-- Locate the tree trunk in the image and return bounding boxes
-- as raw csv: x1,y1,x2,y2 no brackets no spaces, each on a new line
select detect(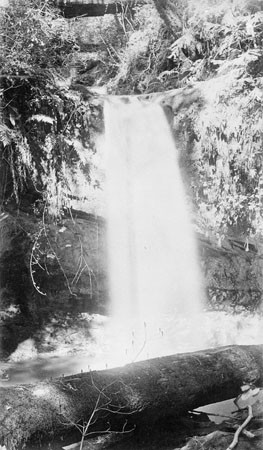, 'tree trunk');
55,0,138,18
151,0,184,34
1,344,263,449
